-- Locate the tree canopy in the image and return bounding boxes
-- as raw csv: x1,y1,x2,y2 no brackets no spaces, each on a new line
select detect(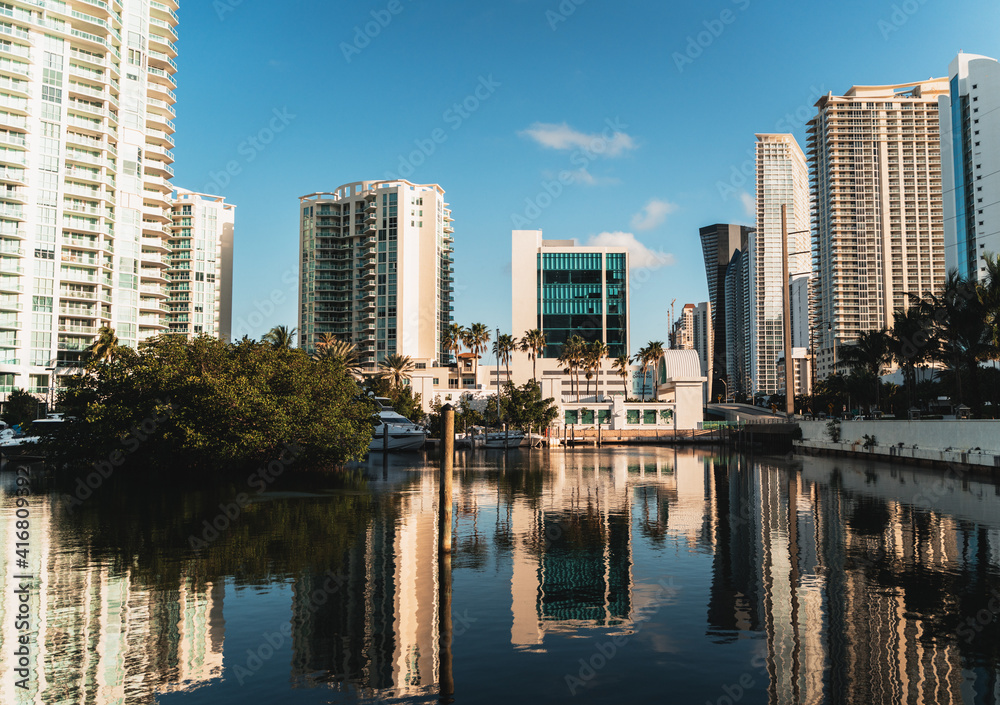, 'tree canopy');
46,335,377,472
